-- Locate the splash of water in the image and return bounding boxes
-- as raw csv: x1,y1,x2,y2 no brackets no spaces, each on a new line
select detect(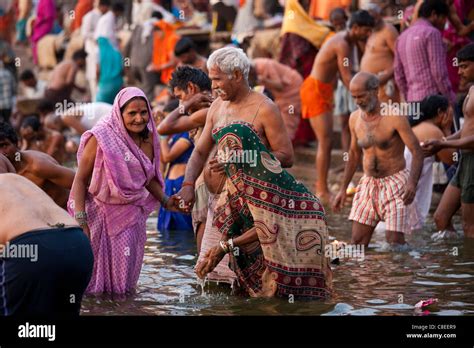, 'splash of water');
196,277,210,297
